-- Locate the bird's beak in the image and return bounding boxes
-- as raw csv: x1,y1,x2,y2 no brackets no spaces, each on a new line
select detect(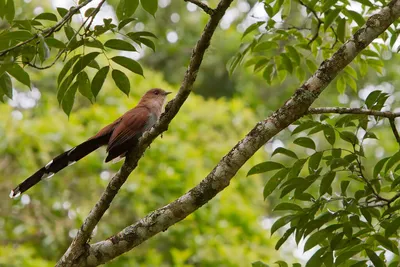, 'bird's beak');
164,91,172,95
